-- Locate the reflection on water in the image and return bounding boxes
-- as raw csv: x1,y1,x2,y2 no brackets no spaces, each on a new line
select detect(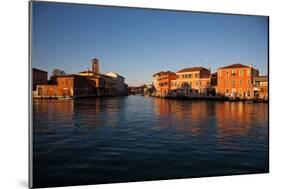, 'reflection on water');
33,96,269,188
